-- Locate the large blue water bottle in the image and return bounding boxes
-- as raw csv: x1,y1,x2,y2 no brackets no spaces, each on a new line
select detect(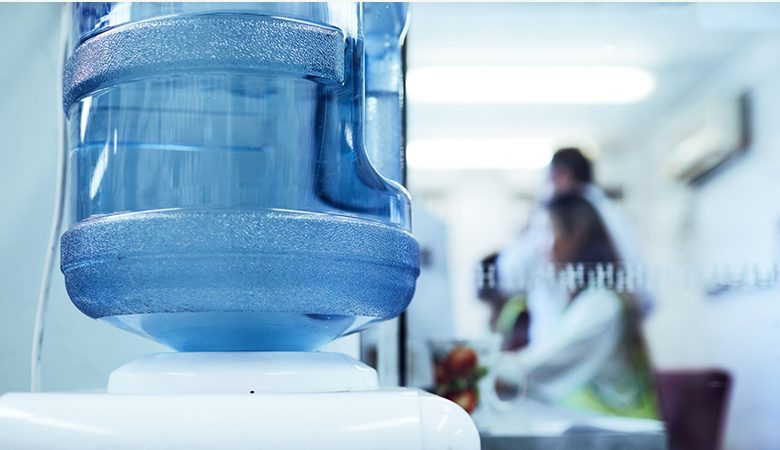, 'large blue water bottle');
60,3,418,351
